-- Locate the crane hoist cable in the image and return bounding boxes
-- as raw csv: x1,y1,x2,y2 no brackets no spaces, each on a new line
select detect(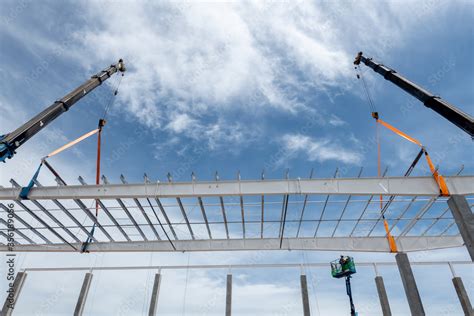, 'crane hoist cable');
82,74,124,253
81,118,107,253
18,72,124,253
355,65,450,253
102,72,124,120
356,66,397,252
